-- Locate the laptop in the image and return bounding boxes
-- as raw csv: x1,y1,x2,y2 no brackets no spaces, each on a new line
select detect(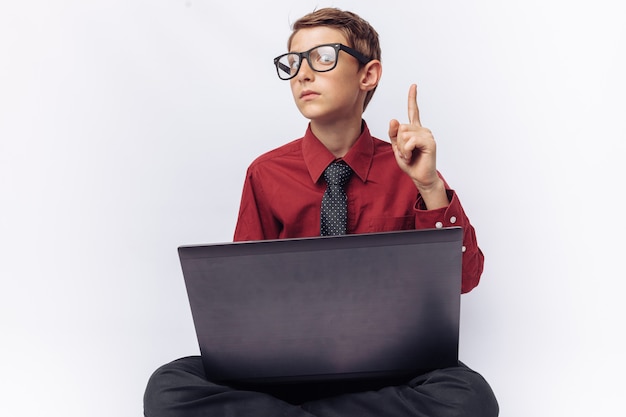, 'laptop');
178,227,463,387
